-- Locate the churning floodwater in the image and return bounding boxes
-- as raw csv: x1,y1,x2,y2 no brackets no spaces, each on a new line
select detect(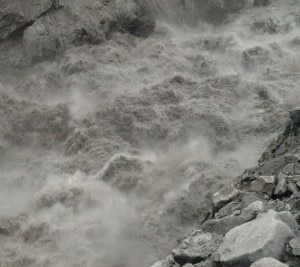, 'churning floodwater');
0,0,300,266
